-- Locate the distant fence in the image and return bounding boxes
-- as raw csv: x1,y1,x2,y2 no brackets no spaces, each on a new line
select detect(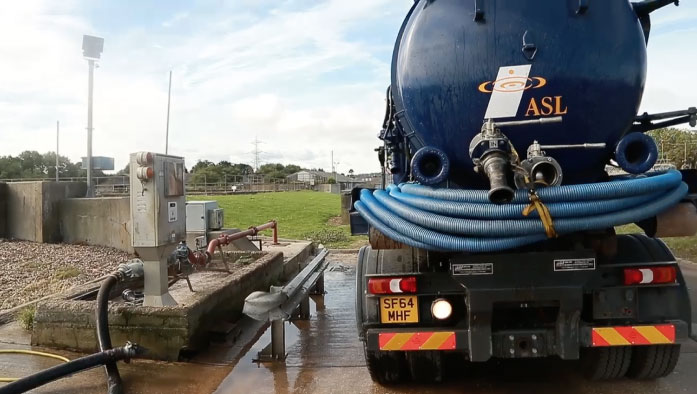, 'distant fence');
0,176,318,196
